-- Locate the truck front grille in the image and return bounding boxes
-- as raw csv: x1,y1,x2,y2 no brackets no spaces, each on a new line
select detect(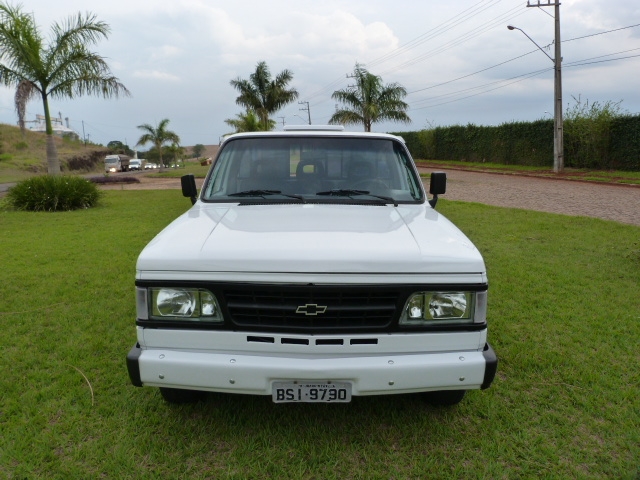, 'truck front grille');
224,286,399,332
